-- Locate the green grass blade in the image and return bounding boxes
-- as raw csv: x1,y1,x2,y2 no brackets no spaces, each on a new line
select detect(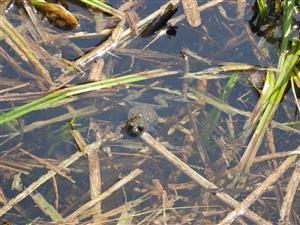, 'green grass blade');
80,0,124,18
278,0,294,68
202,73,239,142
239,34,299,172
257,0,267,22
0,69,179,125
